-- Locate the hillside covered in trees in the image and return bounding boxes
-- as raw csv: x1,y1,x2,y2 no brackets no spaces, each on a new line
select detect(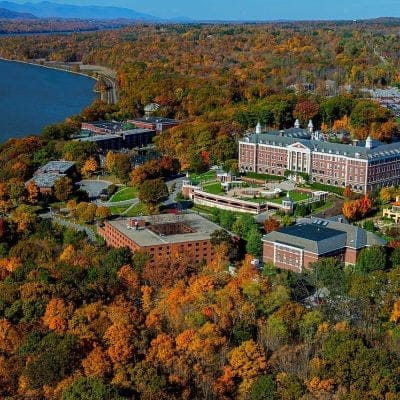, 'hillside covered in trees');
0,20,400,399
